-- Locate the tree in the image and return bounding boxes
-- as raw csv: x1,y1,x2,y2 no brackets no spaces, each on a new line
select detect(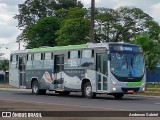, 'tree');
0,59,9,72
52,0,83,11
14,0,83,43
95,8,119,42
14,0,83,28
0,59,9,82
55,7,90,46
94,7,160,43
25,17,60,48
133,34,160,71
